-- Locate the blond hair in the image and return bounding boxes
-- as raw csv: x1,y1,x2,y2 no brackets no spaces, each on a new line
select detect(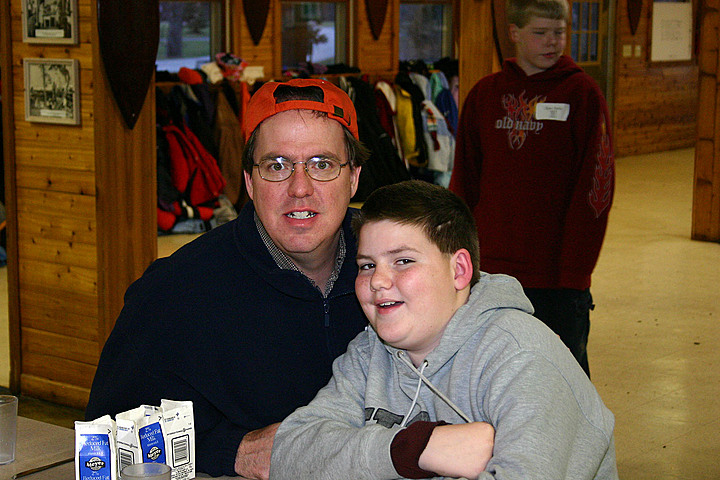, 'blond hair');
507,0,570,27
